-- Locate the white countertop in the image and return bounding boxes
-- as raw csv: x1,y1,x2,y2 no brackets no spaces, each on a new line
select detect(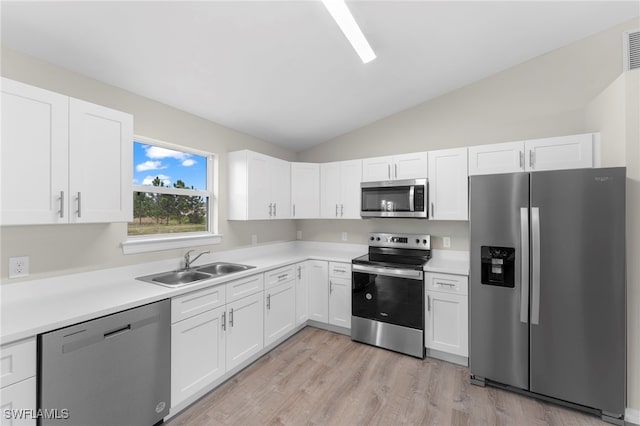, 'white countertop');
0,241,468,345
